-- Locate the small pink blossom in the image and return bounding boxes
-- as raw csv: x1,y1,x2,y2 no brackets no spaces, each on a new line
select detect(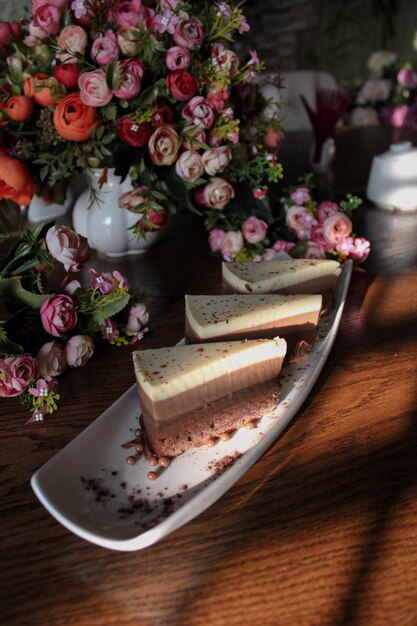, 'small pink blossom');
101,318,120,343
26,404,48,424
46,225,90,272
237,13,250,33
316,200,340,223
322,212,353,245
28,377,56,397
208,228,226,252
126,302,149,336
175,150,204,182
112,270,129,291
91,30,119,65
286,206,318,240
153,9,181,34
36,342,66,380
64,335,94,368
272,240,296,253
220,230,244,260
60,276,81,296
348,236,371,264
182,96,214,129
201,146,232,176
242,215,268,243
88,269,127,294
56,25,88,64
78,69,112,106
40,295,77,338
253,188,268,200
290,187,311,206
0,354,38,397
166,45,191,70
71,0,87,19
